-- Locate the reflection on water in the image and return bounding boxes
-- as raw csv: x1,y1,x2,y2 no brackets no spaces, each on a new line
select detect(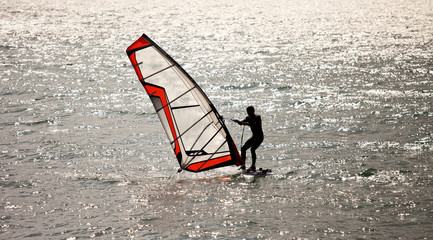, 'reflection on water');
1,0,432,239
